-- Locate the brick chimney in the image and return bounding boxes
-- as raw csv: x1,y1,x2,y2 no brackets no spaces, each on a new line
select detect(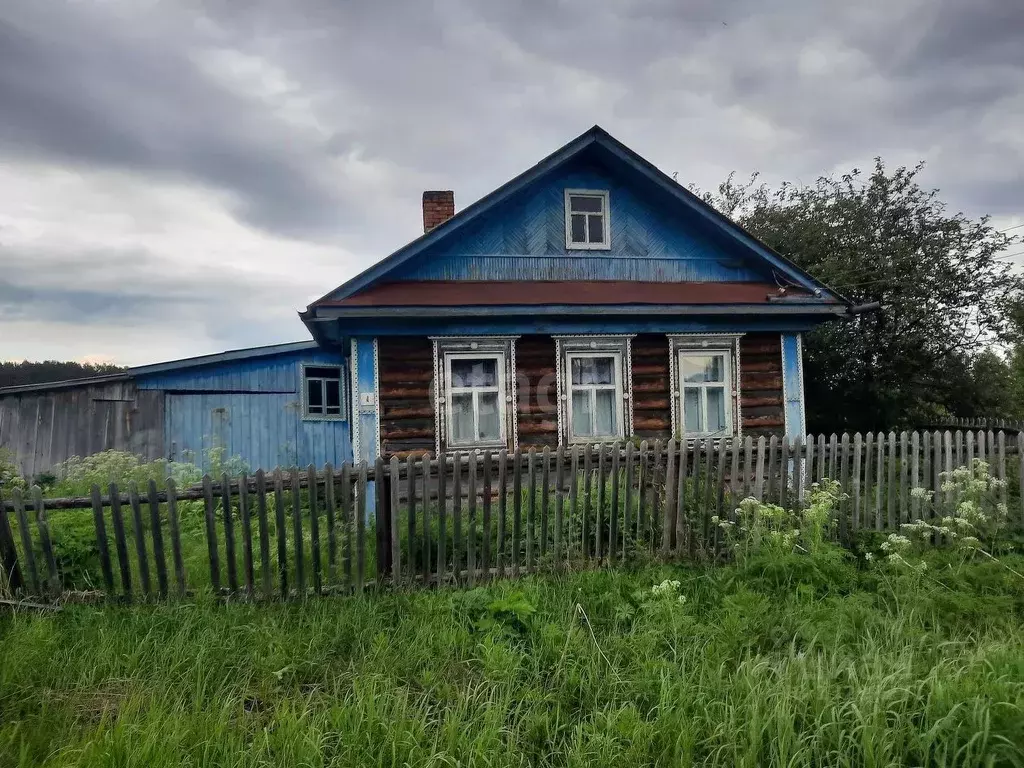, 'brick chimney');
422,190,455,233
